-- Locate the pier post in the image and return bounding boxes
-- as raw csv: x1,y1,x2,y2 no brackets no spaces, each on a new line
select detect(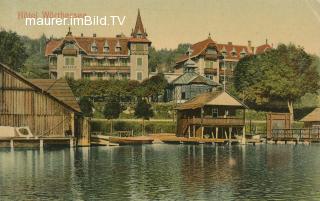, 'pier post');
40,139,44,148
10,139,14,148
70,138,74,148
